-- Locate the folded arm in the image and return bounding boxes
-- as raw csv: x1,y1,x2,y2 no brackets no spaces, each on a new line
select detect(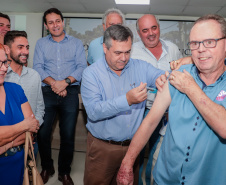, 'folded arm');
0,102,39,146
